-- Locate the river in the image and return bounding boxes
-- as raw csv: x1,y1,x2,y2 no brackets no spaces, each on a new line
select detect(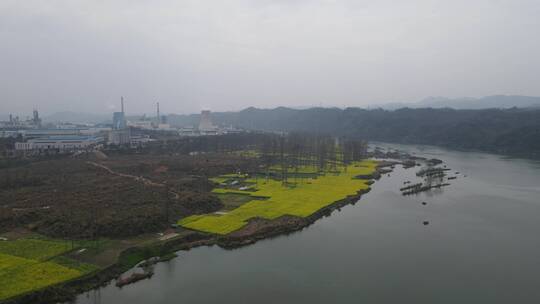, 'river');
73,143,540,303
